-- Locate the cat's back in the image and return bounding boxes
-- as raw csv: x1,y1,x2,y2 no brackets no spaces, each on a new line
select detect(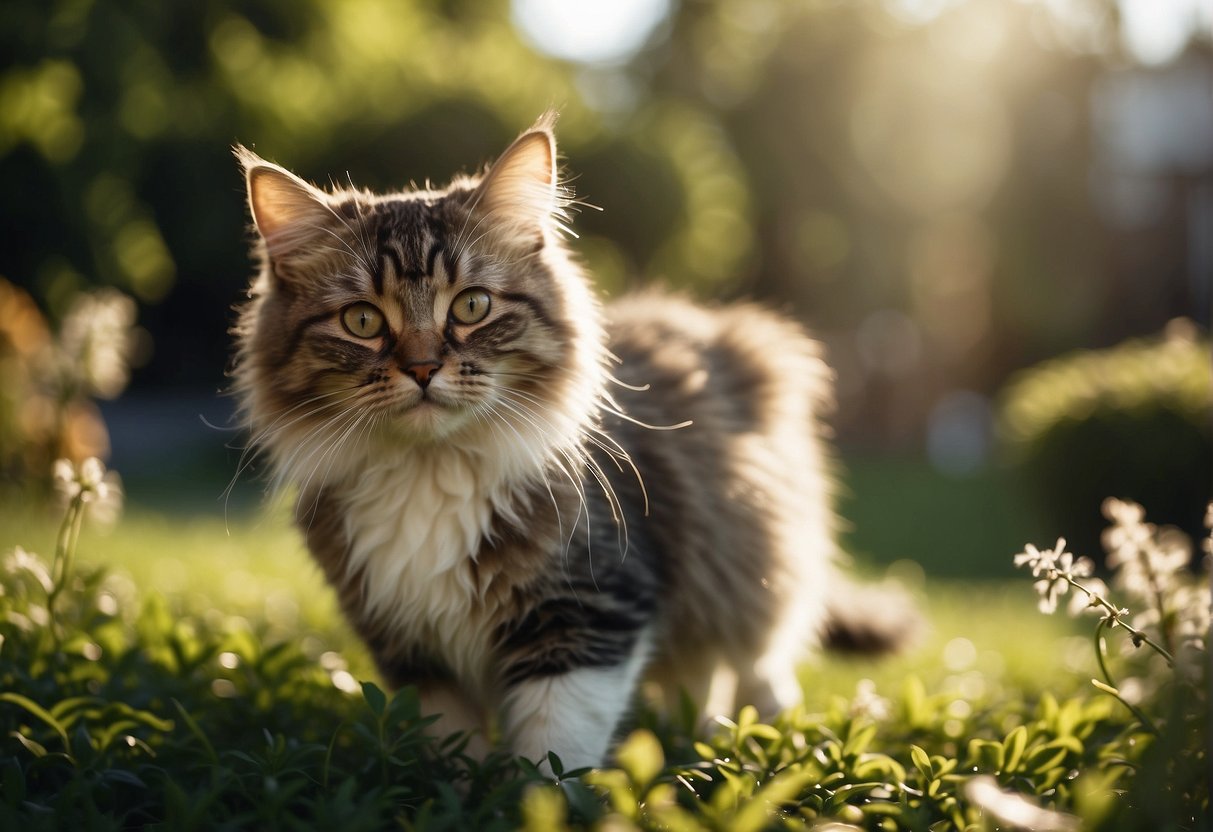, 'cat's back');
604,291,833,430
599,291,837,658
